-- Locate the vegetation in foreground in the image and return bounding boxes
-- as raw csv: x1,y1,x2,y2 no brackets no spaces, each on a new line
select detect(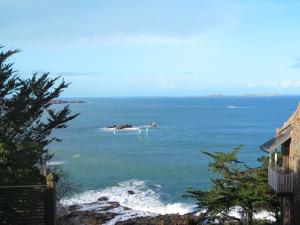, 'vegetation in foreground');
0,46,78,185
186,146,280,225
